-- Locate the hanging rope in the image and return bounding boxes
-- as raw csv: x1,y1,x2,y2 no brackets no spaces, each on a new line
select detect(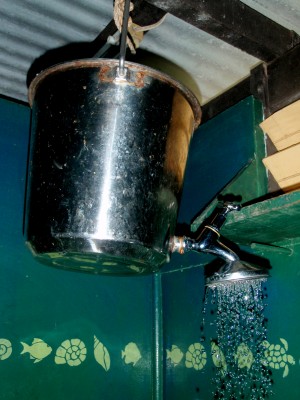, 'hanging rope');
113,0,166,54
